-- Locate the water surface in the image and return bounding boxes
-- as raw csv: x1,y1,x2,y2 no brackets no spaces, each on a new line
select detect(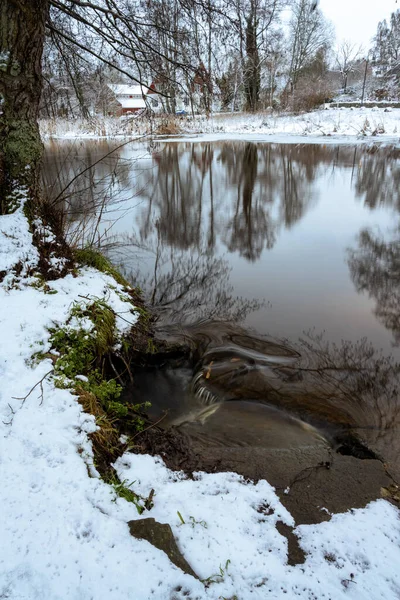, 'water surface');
43,139,400,356
42,139,400,484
